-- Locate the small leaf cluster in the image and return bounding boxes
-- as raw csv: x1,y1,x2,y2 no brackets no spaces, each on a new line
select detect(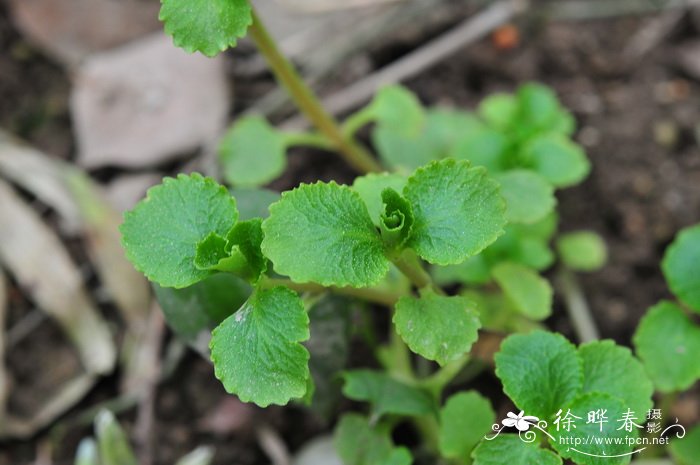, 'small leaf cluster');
494,331,653,465
121,158,507,408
